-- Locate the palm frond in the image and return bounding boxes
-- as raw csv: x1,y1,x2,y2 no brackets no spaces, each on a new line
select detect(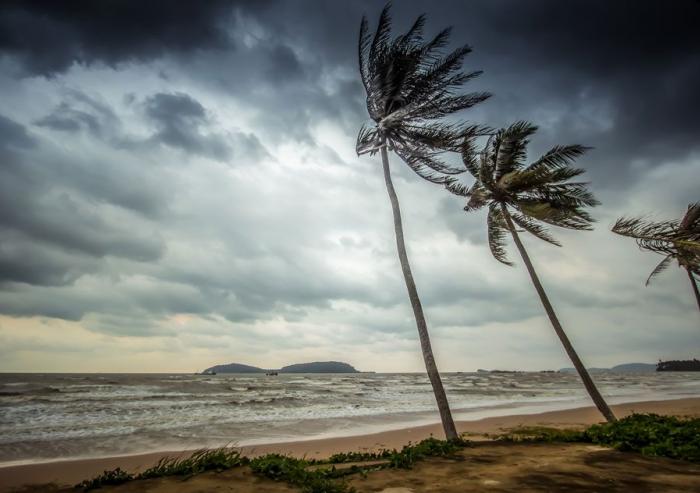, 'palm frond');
463,183,489,211
529,184,600,208
421,27,452,59
356,125,381,156
399,122,466,157
494,121,538,179
645,254,674,286
369,3,392,67
460,136,479,178
393,142,465,175
487,204,513,265
394,148,459,185
613,203,700,278
444,177,470,197
680,202,700,232
611,216,680,256
504,167,587,194
476,135,496,188
676,239,700,253
407,92,491,122
676,239,700,276
406,44,472,103
358,3,487,192
525,145,591,173
358,15,372,95
395,14,426,50
515,200,594,231
510,212,561,246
